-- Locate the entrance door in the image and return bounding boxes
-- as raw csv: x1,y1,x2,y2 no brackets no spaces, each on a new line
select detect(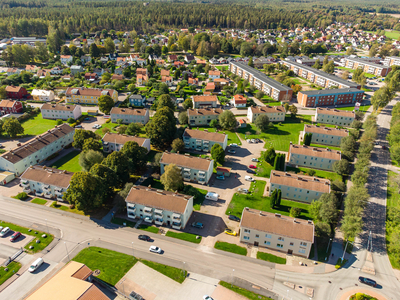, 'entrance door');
254,242,259,247
288,249,293,255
